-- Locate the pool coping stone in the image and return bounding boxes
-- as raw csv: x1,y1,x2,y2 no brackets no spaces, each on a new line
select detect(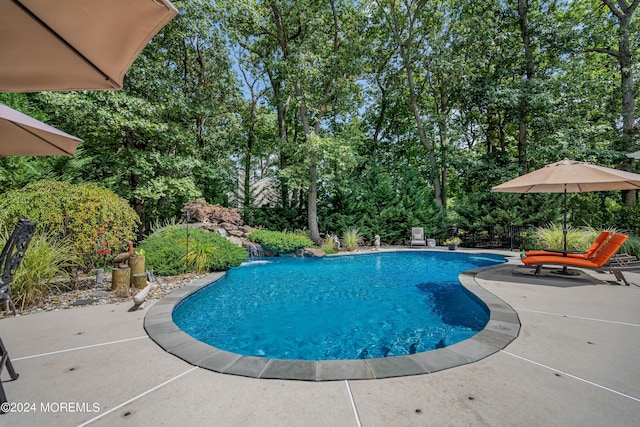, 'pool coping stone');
144,254,520,381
